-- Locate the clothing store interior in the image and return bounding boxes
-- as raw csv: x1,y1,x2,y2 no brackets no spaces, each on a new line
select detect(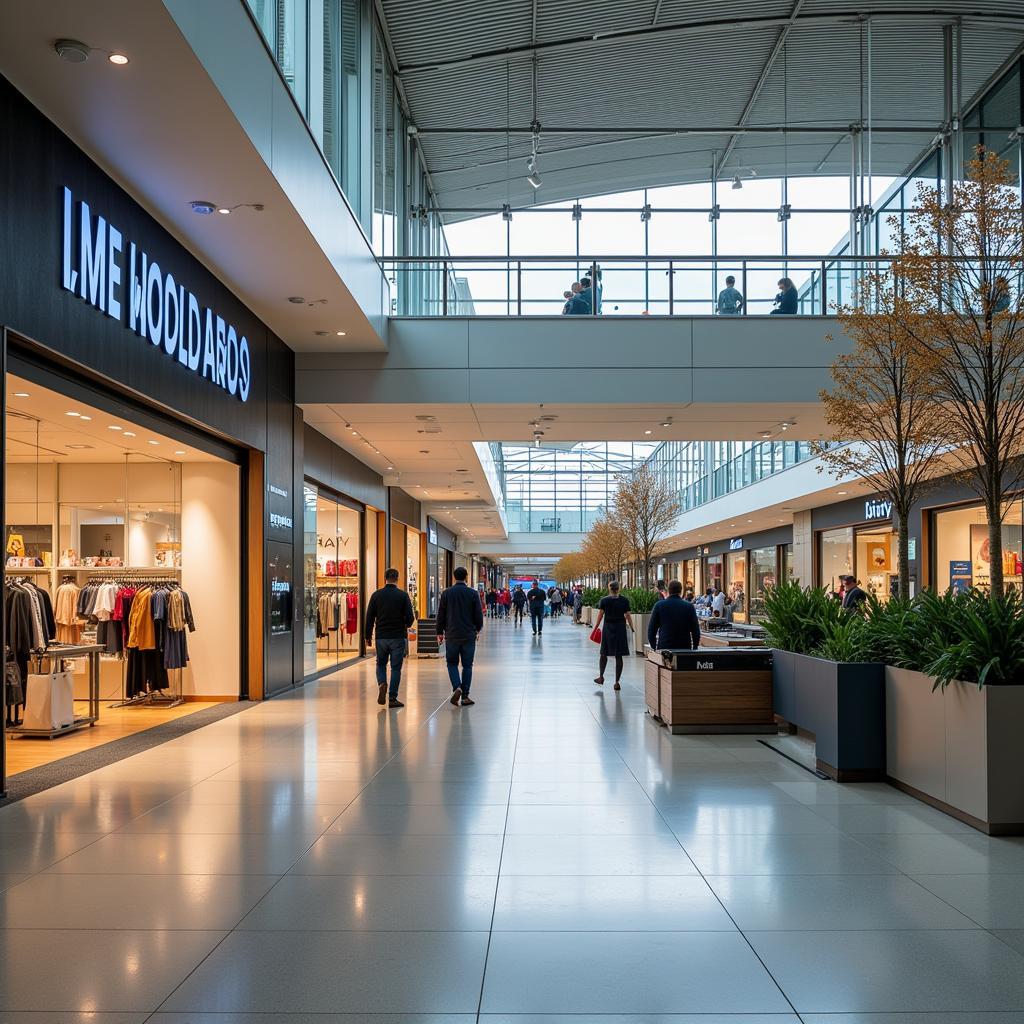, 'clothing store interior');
4,372,241,777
